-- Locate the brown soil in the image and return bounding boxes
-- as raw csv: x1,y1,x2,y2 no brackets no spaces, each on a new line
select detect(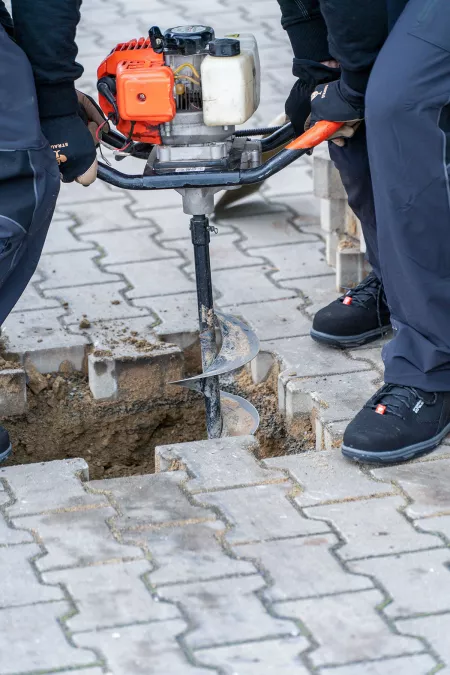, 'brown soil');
229,367,315,458
3,361,313,480
5,370,206,480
